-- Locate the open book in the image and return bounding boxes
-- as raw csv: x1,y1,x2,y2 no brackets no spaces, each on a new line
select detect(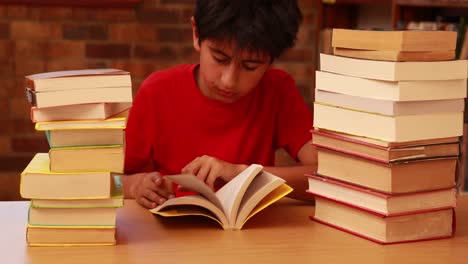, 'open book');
150,164,292,230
